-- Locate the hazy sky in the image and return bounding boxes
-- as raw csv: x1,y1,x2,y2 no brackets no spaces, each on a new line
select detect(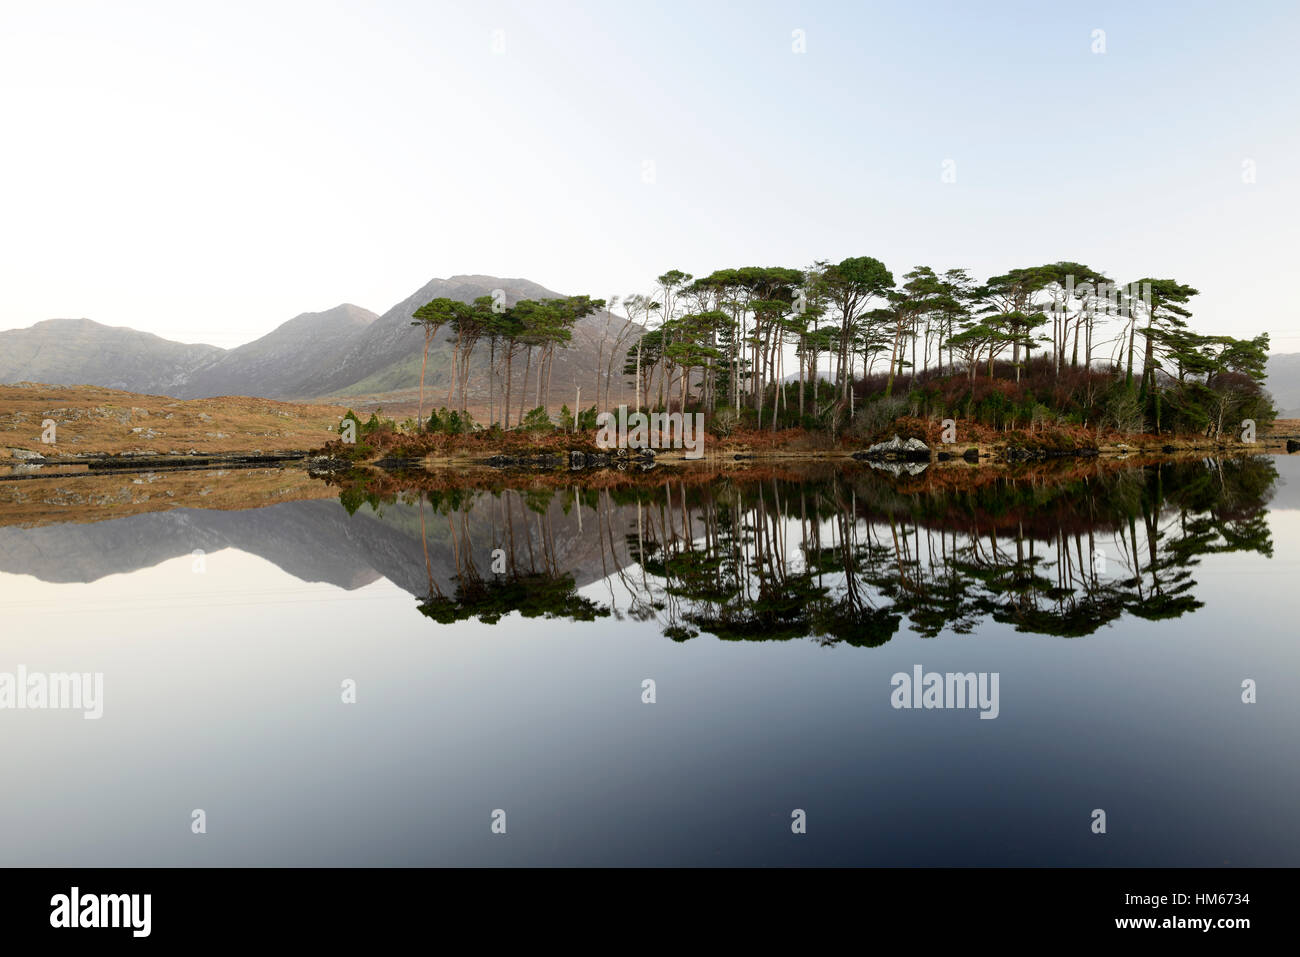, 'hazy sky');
1,0,1297,351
